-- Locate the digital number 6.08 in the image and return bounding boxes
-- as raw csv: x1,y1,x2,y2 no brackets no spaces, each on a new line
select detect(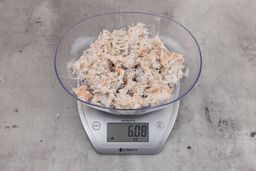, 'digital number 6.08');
128,125,147,137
